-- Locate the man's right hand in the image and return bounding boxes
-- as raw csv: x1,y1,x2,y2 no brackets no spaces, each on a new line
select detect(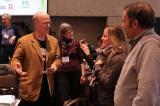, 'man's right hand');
15,63,27,76
80,43,90,55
